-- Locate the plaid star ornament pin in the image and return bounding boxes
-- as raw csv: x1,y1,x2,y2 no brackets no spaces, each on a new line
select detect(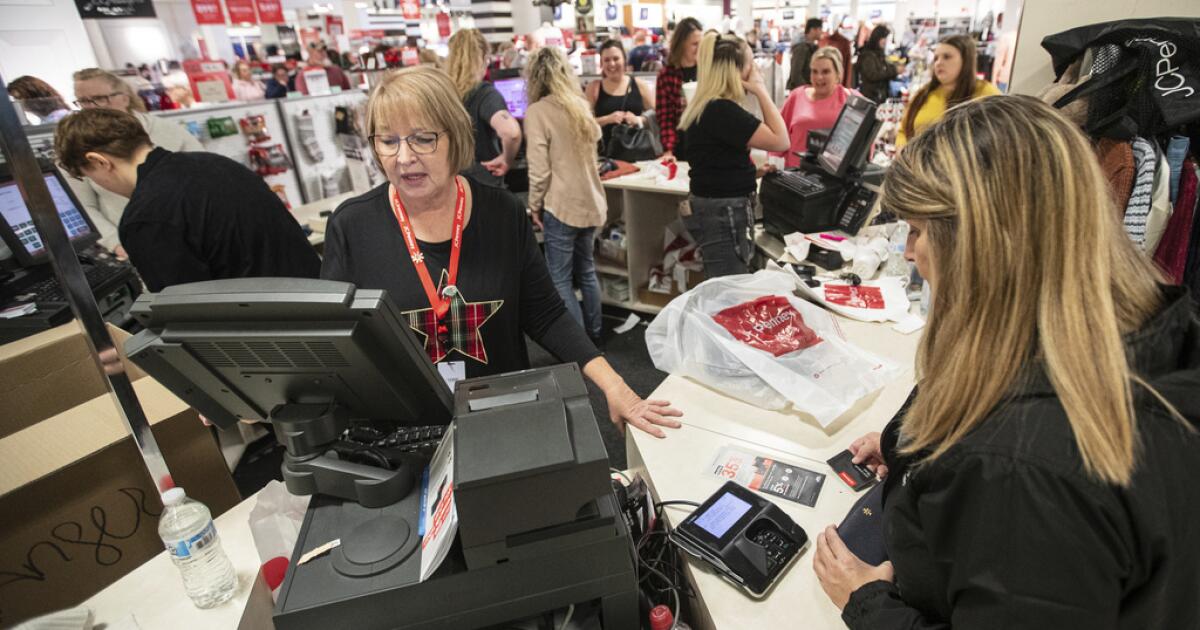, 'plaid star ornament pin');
403,270,503,364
